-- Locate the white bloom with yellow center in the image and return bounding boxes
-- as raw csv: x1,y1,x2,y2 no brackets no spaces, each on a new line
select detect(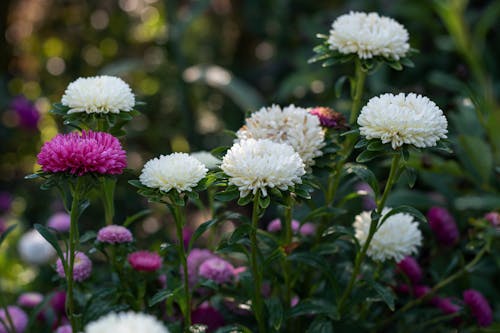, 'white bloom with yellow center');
62,76,135,114
328,11,409,60
84,312,169,333
139,153,208,193
221,139,305,197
